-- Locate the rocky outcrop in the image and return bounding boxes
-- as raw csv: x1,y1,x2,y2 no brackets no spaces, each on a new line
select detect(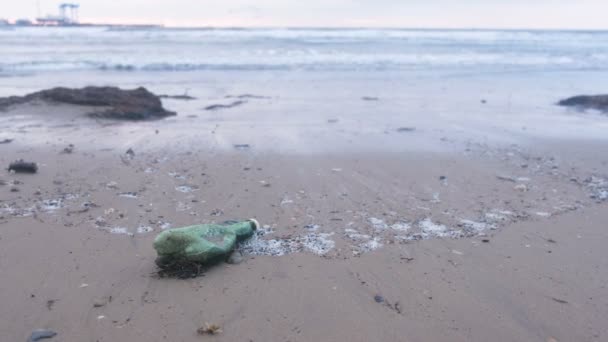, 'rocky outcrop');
0,86,176,120
558,95,608,112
